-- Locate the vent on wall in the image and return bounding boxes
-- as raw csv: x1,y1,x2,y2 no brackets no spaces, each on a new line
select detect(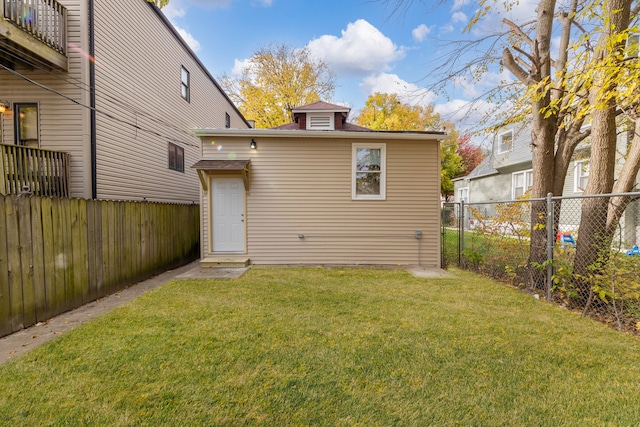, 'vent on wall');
308,114,333,130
